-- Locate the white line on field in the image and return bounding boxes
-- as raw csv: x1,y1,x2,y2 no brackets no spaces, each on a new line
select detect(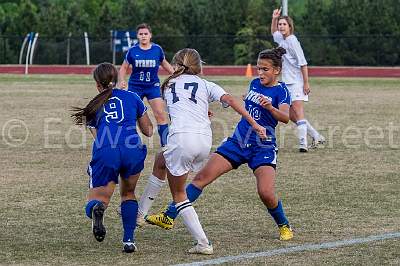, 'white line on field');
173,232,400,266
